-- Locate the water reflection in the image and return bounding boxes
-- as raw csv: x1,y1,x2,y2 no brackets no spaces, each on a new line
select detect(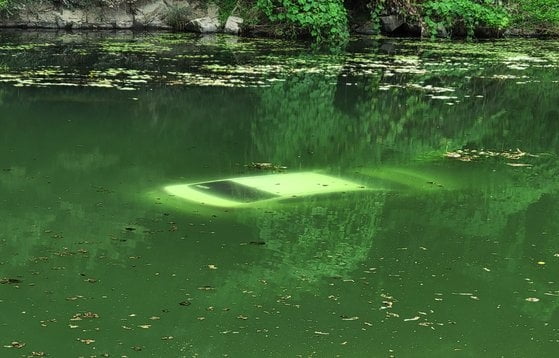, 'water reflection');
1,31,559,355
